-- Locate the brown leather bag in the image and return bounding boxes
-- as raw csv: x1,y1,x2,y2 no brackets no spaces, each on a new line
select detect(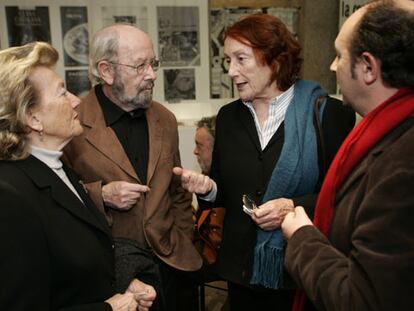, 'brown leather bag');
196,207,226,265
